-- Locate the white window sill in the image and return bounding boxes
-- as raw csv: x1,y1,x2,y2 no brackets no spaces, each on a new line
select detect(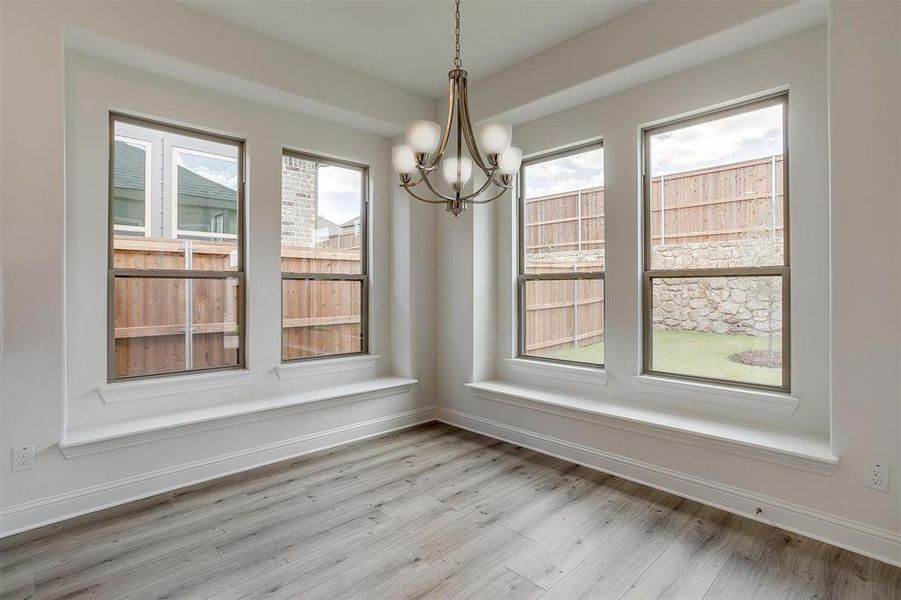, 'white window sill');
99,369,255,404
466,380,836,475
276,354,379,380
632,375,799,416
506,358,609,386
62,376,417,458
